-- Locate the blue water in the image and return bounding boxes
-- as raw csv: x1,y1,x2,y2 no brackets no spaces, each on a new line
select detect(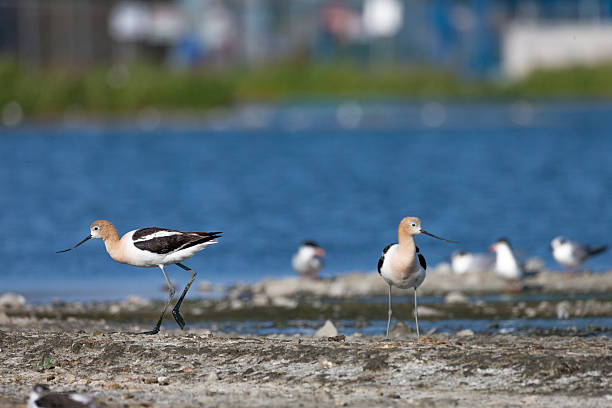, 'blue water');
1,102,612,302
